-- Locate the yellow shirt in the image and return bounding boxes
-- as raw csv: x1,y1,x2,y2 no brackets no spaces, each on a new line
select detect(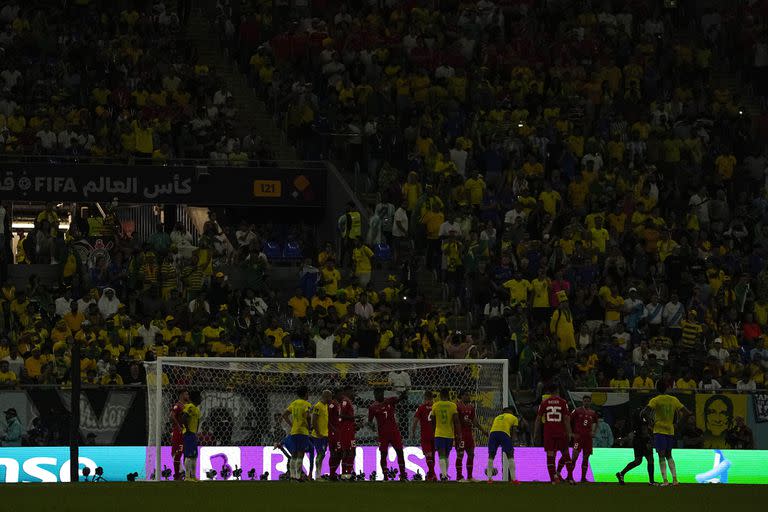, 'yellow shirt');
538,190,561,216
183,403,201,433
201,326,225,343
632,377,655,389
490,412,519,434
502,279,531,305
352,245,374,274
288,296,309,318
531,279,550,308
287,399,312,435
464,178,486,205
610,378,630,389
432,400,458,438
648,394,684,435
0,370,17,385
311,401,329,438
590,228,610,253
675,378,697,390
321,268,341,296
